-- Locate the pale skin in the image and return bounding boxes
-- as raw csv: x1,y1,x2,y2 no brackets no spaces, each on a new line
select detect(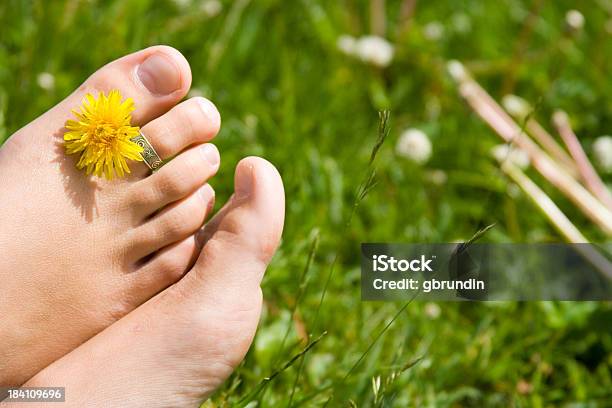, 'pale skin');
0,46,284,406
